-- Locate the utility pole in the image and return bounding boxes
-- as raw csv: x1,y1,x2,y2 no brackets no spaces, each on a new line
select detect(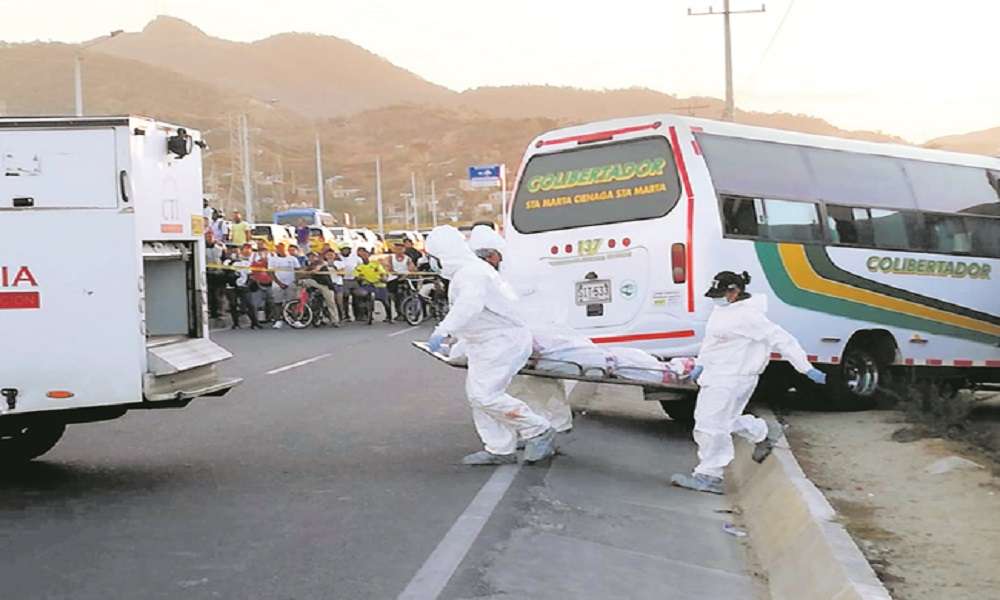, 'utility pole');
688,0,765,121
410,172,418,230
430,180,438,228
314,133,325,212
240,113,254,222
375,157,384,237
